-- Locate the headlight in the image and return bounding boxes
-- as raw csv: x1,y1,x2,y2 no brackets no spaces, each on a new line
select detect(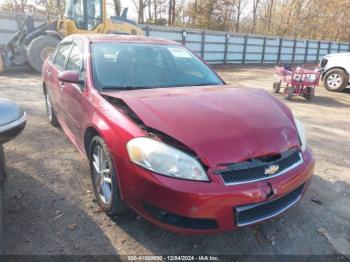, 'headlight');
126,137,208,181
295,118,307,151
